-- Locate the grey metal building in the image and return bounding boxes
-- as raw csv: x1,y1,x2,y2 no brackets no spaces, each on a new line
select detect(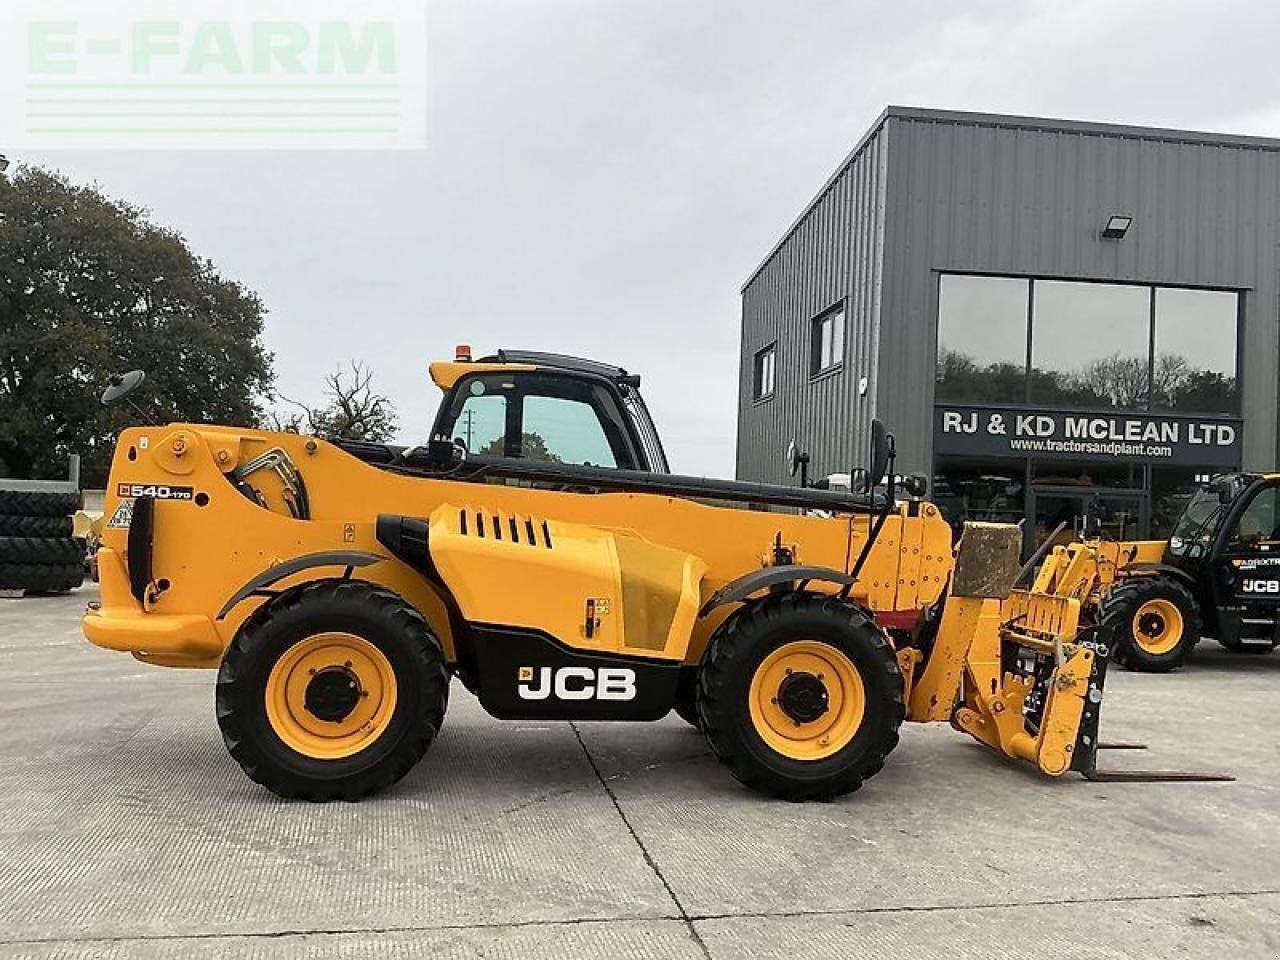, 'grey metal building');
737,106,1280,551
